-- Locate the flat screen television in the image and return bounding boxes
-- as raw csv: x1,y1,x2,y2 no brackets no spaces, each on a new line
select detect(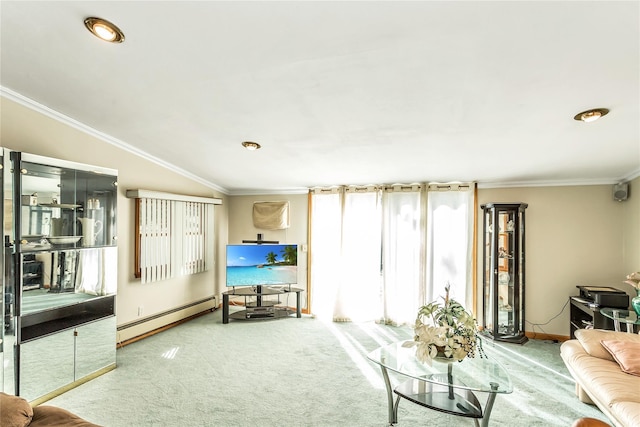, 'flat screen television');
226,244,298,287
